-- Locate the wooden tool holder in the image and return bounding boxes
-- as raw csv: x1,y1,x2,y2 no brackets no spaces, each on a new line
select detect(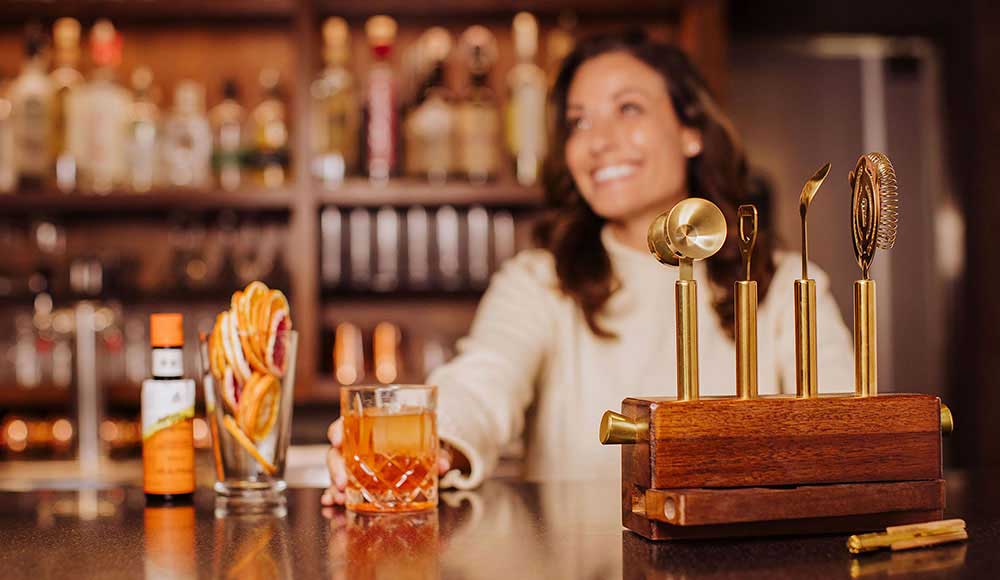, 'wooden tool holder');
614,393,947,540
